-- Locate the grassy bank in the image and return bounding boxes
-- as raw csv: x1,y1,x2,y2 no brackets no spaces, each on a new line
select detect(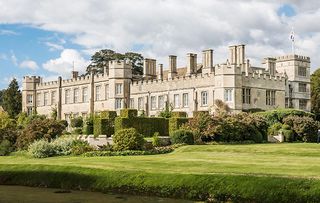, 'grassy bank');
1,143,320,202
